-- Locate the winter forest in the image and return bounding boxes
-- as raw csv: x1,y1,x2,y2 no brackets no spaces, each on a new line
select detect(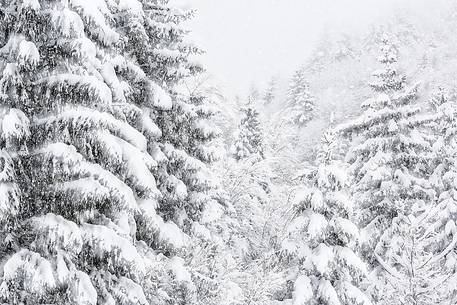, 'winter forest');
2,0,457,304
